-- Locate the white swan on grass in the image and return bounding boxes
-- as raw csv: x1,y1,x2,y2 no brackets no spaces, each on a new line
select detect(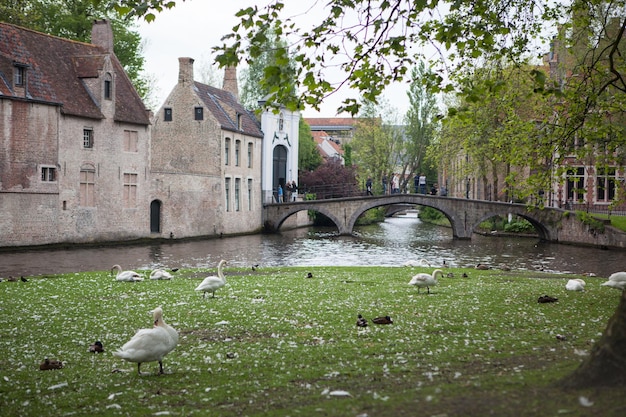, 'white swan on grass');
403,259,430,267
150,269,173,280
111,265,143,282
565,278,586,291
113,306,178,375
409,269,444,294
601,272,626,291
195,260,228,298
